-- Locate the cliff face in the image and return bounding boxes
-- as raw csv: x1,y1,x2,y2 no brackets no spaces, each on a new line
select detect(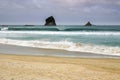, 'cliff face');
85,22,92,26
45,16,56,26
